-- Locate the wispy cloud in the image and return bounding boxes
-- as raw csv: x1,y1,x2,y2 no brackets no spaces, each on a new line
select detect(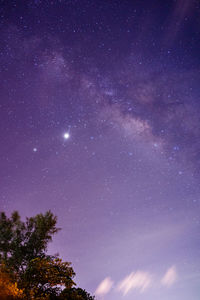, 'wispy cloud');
95,265,179,297
117,271,152,295
161,266,178,287
95,277,114,296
